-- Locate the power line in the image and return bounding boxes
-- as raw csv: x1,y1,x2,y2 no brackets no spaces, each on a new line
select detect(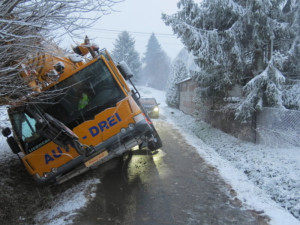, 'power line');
94,35,183,46
85,27,177,37
96,36,181,44
80,27,184,57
